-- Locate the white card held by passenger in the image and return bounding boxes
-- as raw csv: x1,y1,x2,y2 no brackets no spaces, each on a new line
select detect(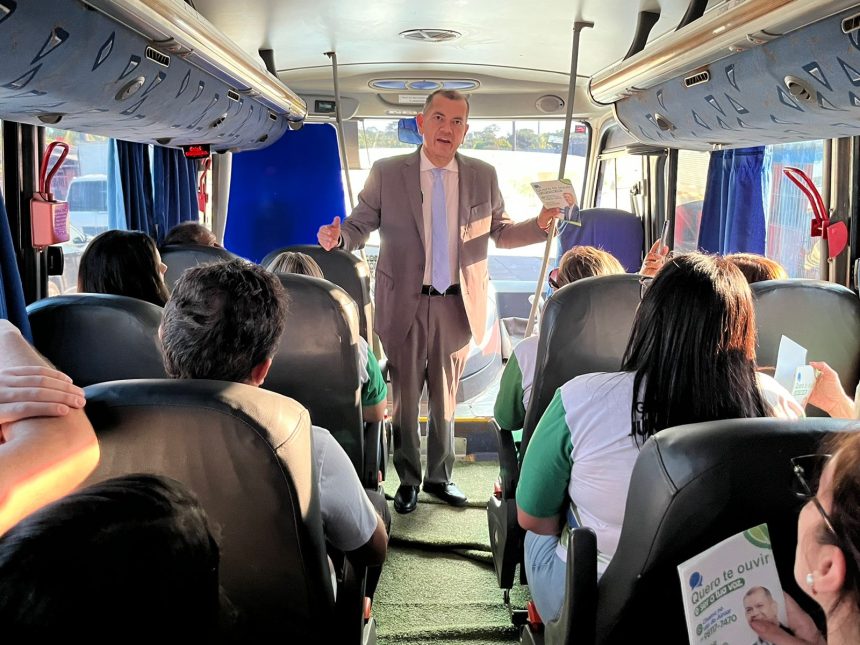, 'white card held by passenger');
678,524,787,645
791,365,816,406
530,179,577,211
774,335,808,393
